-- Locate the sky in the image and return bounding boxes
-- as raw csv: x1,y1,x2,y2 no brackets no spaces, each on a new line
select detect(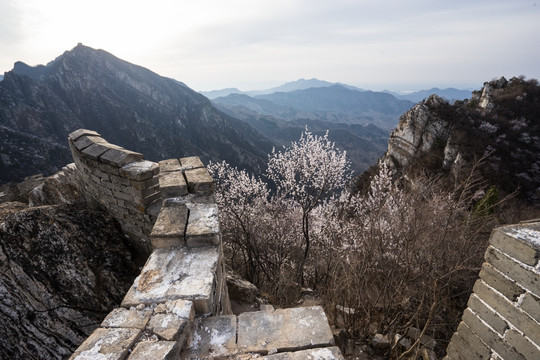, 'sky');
1,0,539,92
